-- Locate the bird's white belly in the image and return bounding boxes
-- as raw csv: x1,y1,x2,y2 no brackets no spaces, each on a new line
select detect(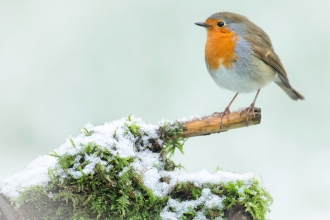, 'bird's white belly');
207,58,276,93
